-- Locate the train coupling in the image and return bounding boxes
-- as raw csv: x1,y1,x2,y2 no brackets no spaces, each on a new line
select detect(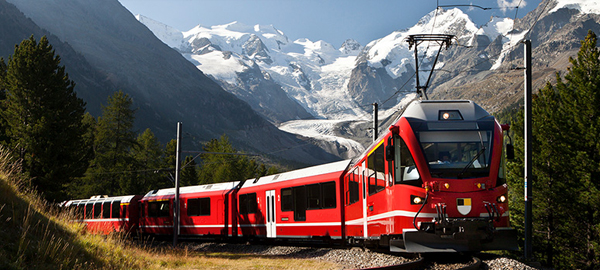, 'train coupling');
397,218,518,253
